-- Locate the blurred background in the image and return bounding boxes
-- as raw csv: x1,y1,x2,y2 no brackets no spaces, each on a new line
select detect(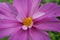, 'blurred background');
0,0,60,40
